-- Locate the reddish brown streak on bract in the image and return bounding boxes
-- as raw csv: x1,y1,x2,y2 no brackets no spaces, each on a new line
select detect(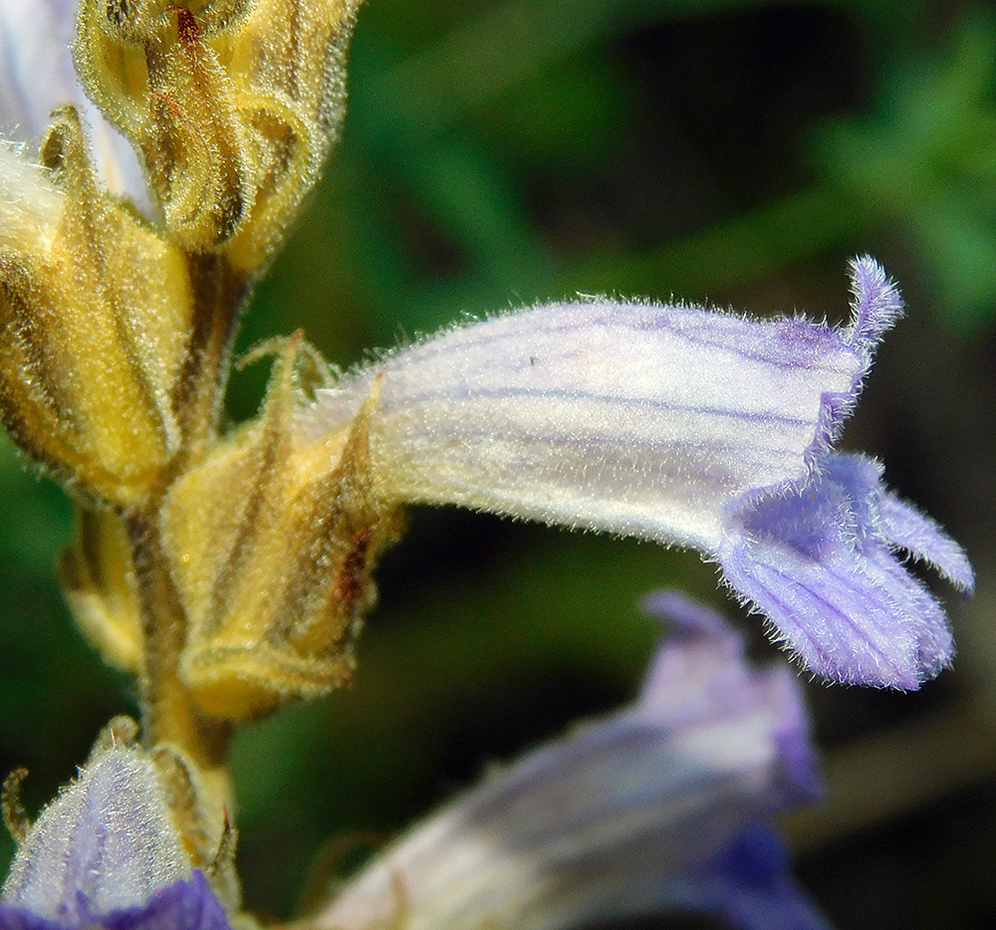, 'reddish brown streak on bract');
150,91,183,121
175,6,199,43
333,526,373,613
